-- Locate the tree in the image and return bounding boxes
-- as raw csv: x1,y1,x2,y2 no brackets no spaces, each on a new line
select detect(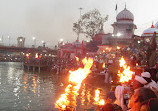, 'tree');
73,9,108,40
